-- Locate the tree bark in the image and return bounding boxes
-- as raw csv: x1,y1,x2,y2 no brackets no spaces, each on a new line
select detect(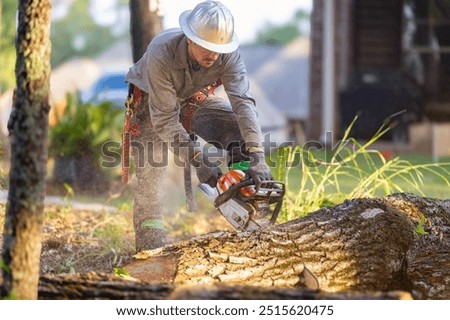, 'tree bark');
37,272,412,300
125,193,450,299
129,0,163,63
1,0,51,300
39,272,174,300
